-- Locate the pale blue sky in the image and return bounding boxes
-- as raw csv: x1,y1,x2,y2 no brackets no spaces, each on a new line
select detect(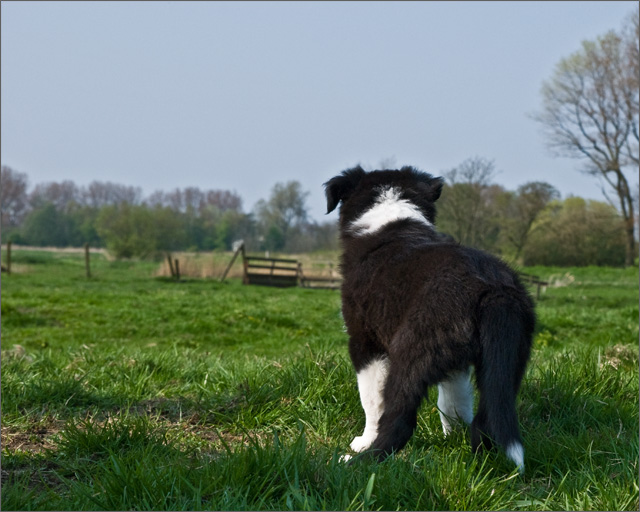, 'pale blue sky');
1,1,636,221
